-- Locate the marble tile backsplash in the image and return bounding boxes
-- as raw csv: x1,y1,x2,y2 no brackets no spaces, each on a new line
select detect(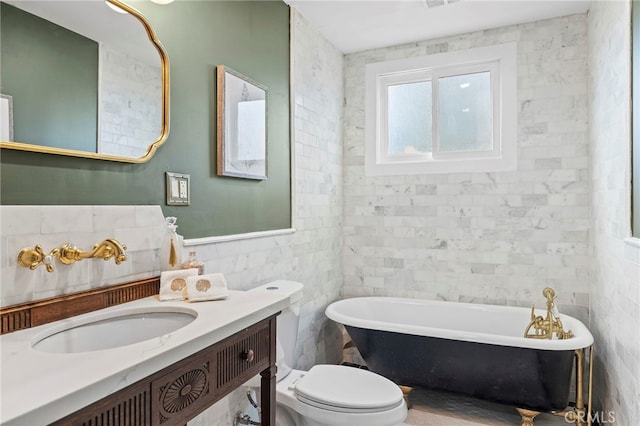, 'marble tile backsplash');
0,205,165,306
343,14,591,322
